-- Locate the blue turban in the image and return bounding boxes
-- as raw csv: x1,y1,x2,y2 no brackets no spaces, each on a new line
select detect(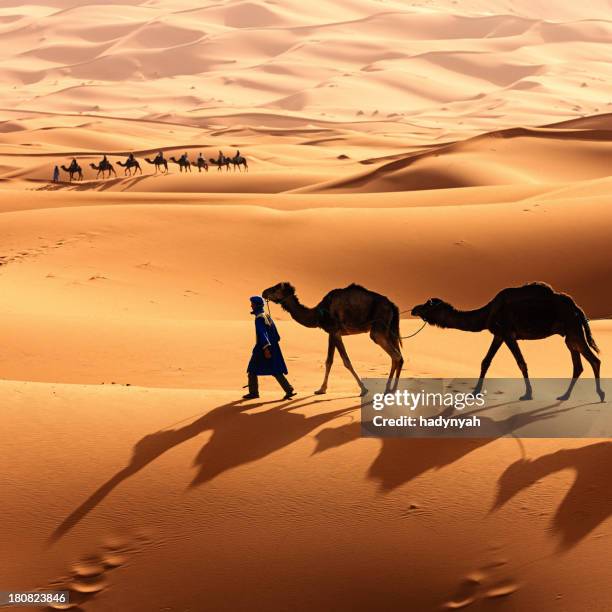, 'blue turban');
250,295,265,314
